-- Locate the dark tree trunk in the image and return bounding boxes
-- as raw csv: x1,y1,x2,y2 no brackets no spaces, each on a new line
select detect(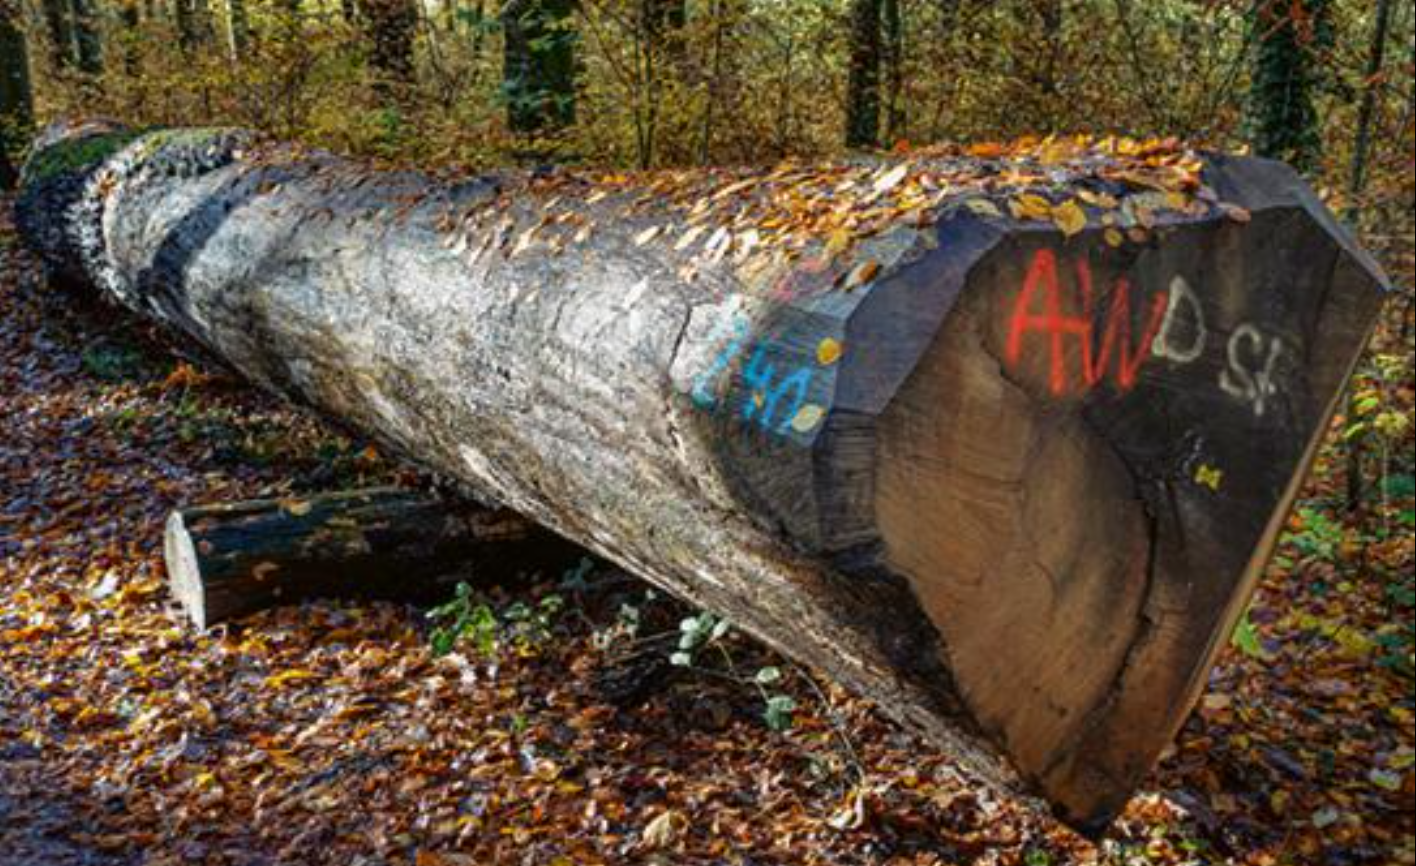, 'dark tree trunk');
69,0,102,74
643,0,685,65
41,0,75,70
1342,0,1394,515
0,0,33,190
174,0,213,53
1249,0,1331,173
363,0,418,100
116,1,141,75
881,0,903,145
844,0,881,148
165,487,578,629
15,119,1388,832
501,0,577,136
